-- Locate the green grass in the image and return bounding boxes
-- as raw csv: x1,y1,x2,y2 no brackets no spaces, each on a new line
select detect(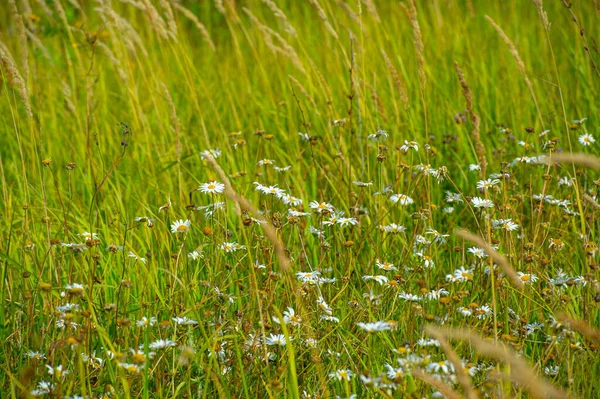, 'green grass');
1,0,600,397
